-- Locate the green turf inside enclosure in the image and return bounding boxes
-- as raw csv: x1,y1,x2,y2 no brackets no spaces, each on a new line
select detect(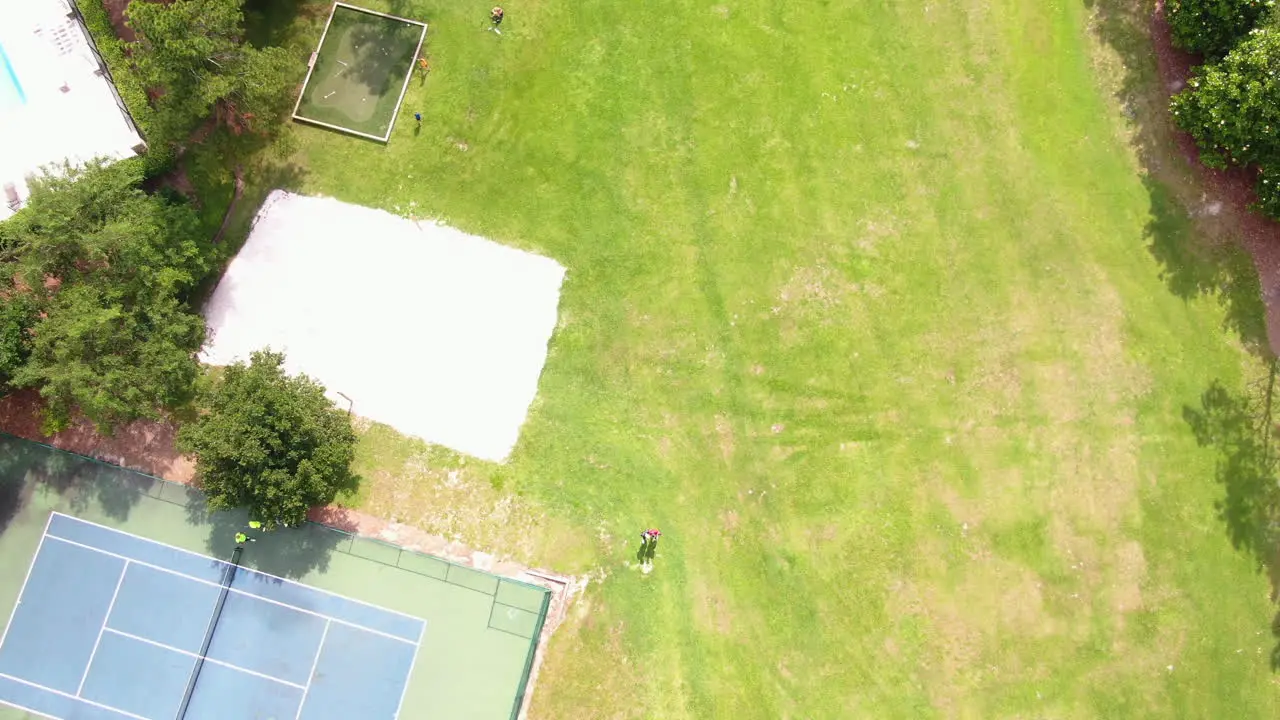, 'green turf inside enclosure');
0,435,542,720
294,4,424,139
